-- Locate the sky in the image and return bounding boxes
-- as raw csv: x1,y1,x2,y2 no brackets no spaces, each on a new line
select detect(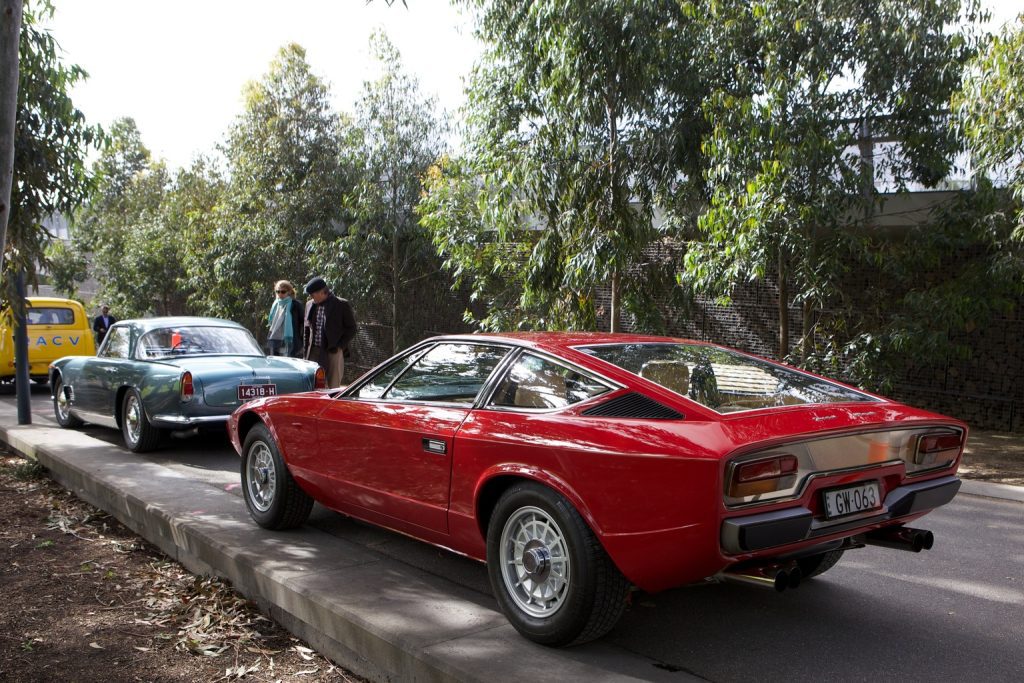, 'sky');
46,0,482,170
45,0,1022,173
